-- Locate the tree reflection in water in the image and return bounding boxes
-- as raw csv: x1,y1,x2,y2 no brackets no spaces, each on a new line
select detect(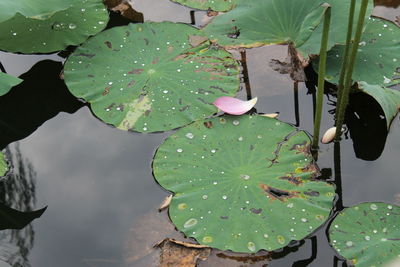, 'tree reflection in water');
0,144,40,266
